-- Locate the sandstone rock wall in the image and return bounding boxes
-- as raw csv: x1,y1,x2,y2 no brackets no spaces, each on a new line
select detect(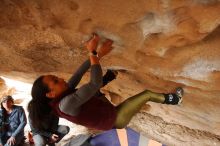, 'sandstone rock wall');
0,0,220,145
